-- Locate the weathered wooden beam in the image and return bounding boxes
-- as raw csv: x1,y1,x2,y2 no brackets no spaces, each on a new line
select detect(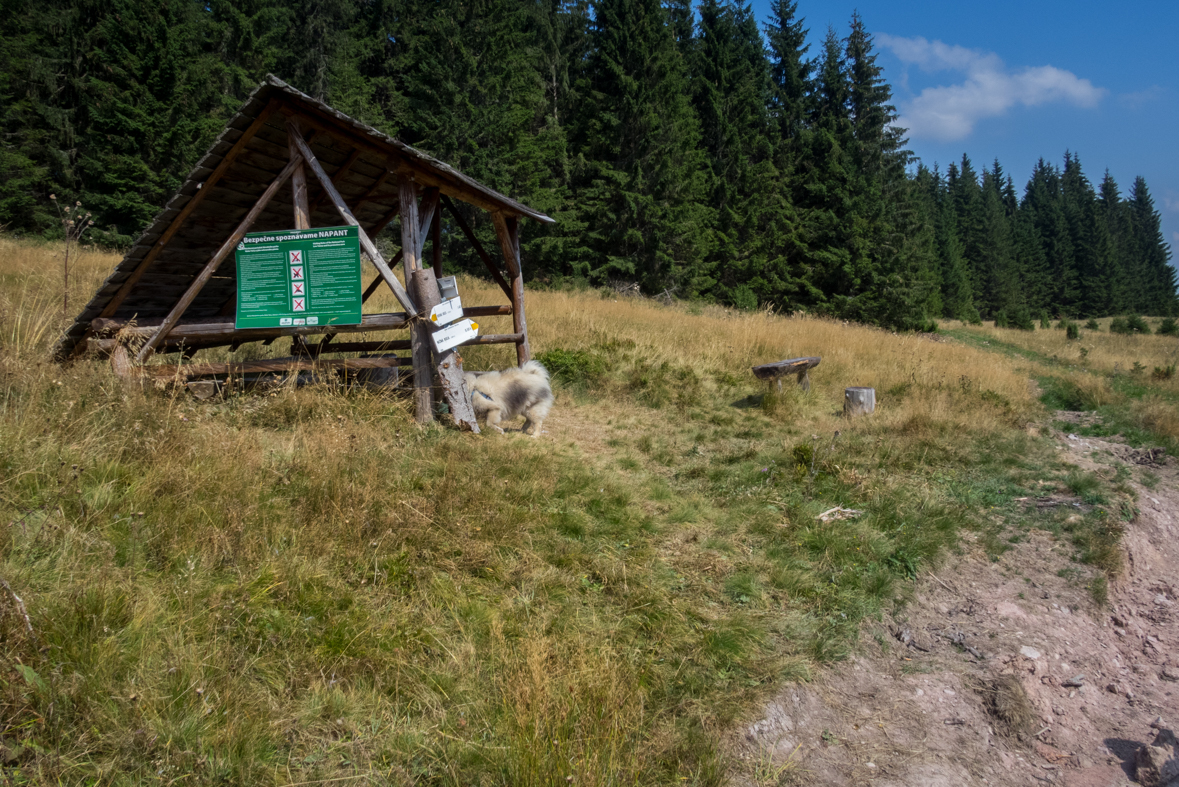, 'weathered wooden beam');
416,187,441,262
292,325,518,357
144,355,409,380
135,153,304,362
368,204,401,240
459,332,525,346
89,311,410,352
355,170,391,207
400,177,432,421
441,196,513,300
286,118,418,316
306,147,361,217
411,267,479,432
289,126,311,230
98,97,282,321
297,339,412,356
431,201,443,276
491,212,530,365
110,344,133,381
